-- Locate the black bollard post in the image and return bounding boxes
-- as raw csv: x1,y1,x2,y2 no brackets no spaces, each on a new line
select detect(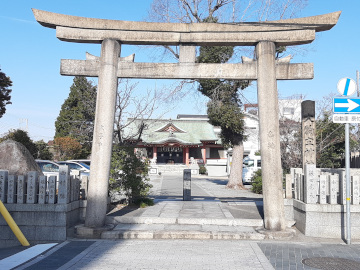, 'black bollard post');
183,169,191,201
